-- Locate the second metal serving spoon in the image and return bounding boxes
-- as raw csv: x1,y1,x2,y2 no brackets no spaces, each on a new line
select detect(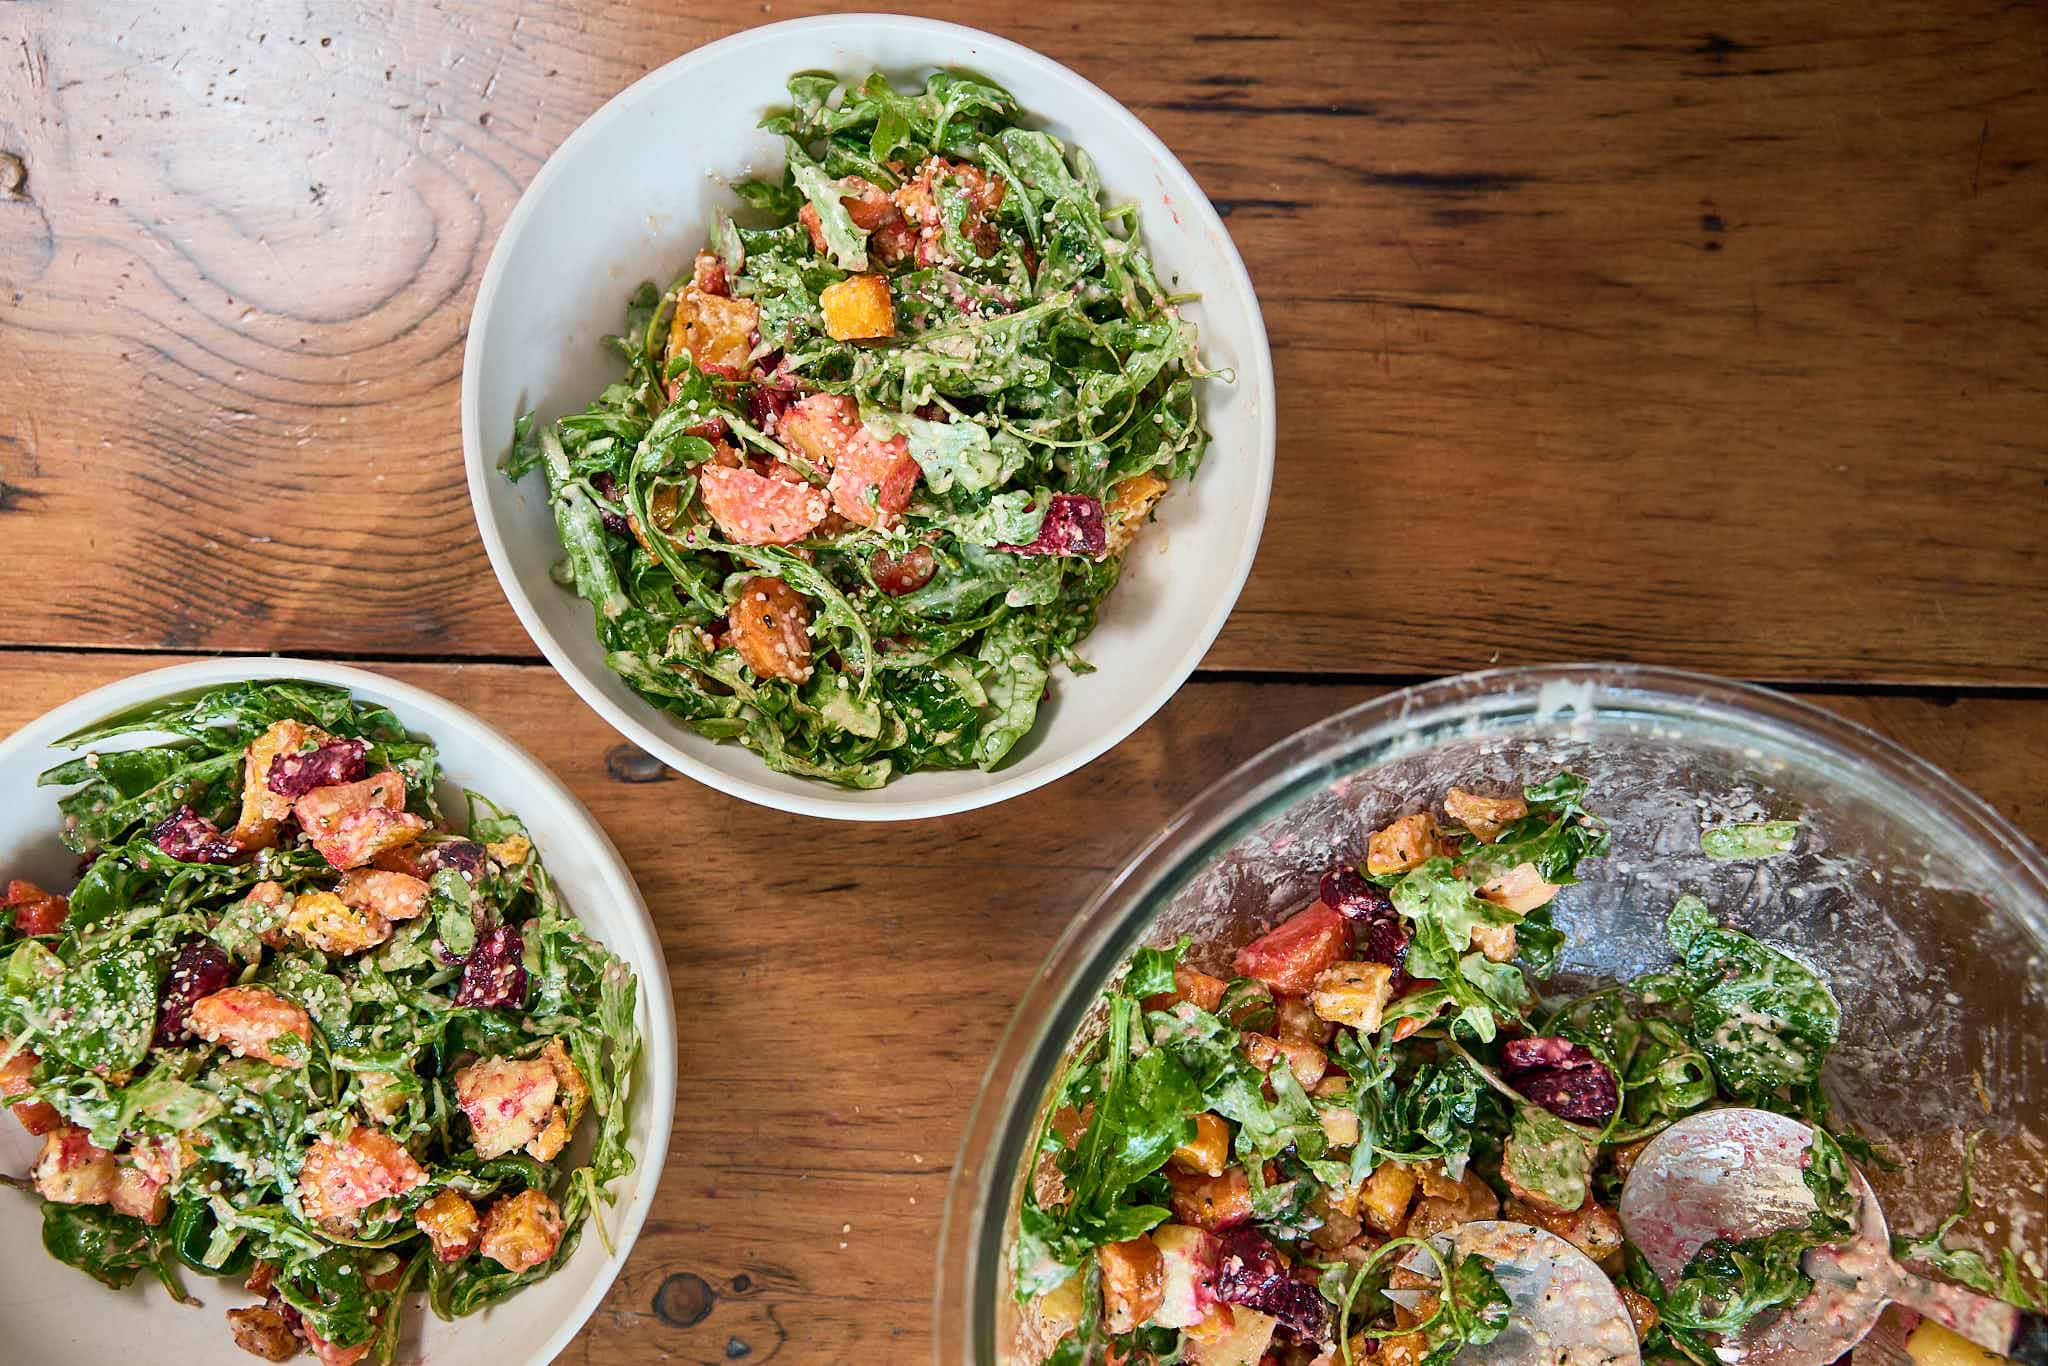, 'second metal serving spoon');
1617,1107,2048,1366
